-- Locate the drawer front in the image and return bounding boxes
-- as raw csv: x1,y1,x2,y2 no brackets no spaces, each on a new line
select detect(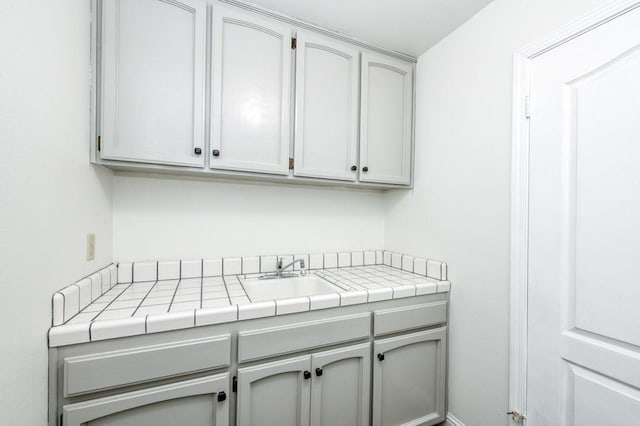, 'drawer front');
64,335,231,397
374,301,447,336
238,313,371,362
